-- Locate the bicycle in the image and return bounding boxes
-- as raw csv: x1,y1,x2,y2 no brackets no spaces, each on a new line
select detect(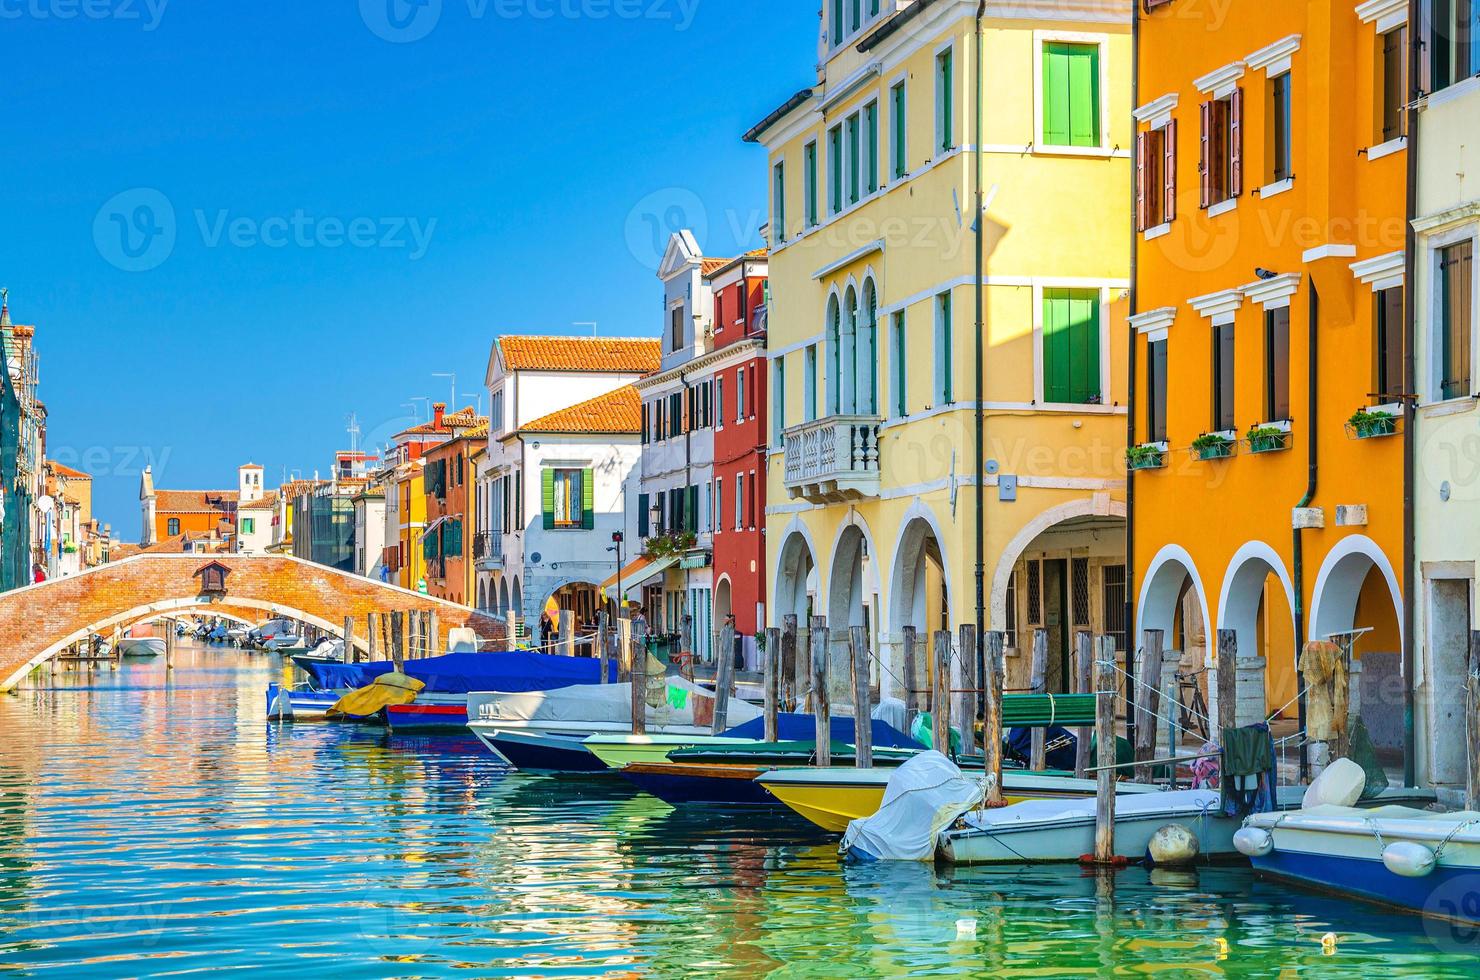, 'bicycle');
1174,667,1210,744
